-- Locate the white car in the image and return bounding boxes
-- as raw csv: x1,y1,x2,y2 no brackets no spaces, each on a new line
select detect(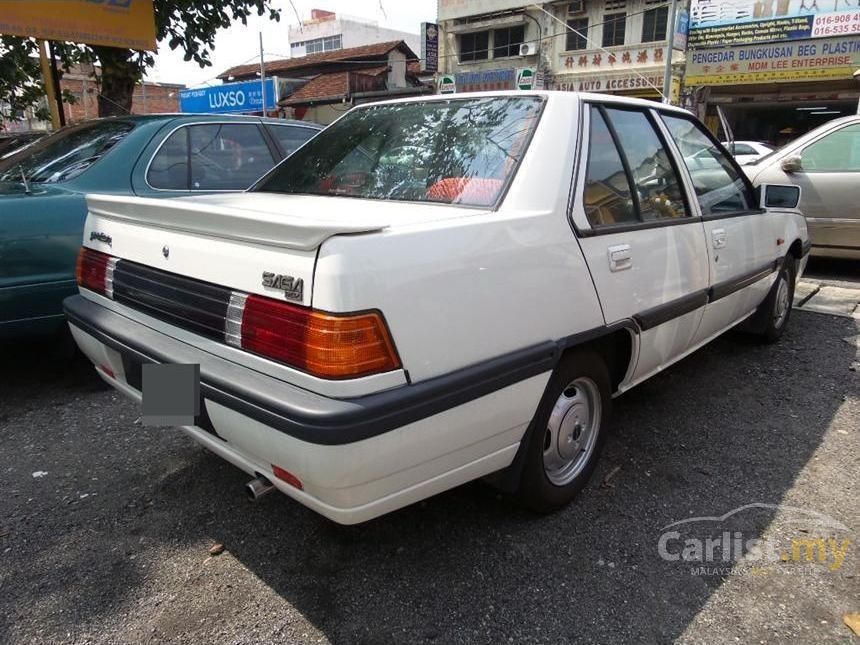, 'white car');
65,92,809,525
721,140,775,165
